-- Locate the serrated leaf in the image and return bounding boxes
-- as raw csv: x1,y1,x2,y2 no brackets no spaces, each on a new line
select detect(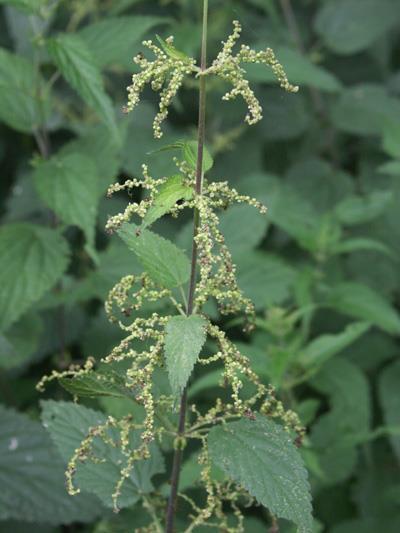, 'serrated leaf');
315,0,398,55
156,34,189,61
79,16,168,69
208,416,313,533
379,360,400,463
47,34,118,139
0,47,50,132
33,153,99,251
246,45,341,92
182,140,214,173
0,224,69,332
299,322,370,369
165,315,207,396
326,282,400,335
118,223,190,289
41,401,165,509
142,175,192,229
0,405,101,524
60,369,131,399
